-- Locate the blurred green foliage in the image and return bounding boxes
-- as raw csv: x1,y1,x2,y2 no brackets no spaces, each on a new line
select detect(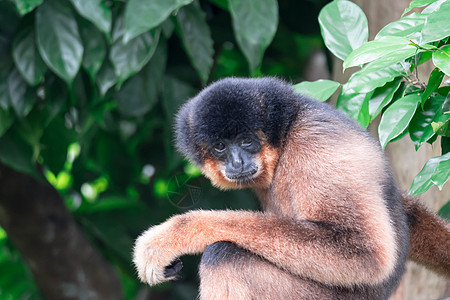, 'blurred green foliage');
0,0,328,298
